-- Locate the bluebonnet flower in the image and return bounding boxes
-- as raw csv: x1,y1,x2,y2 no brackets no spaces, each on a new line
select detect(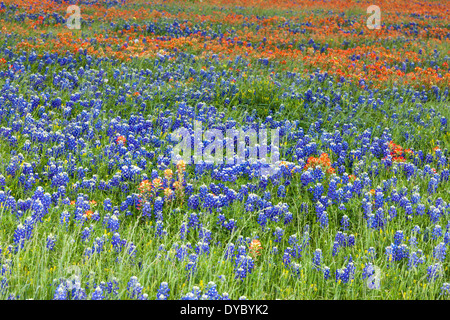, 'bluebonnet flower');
440,283,450,296
234,255,254,280
127,241,137,259
385,243,409,264
374,192,384,209
282,248,292,266
340,215,350,230
156,282,170,300
103,198,112,211
93,236,106,254
284,211,293,224
127,276,147,299
313,249,322,271
154,197,164,220
318,211,329,229
315,202,325,218
388,206,397,220
374,207,387,229
430,207,441,223
224,243,236,261
155,220,166,238
332,241,340,257
335,232,346,246
409,236,418,248
111,233,126,253
408,250,425,269
203,282,221,300
185,254,198,278
181,291,199,300
362,263,375,280
13,224,26,251
416,203,425,216
91,286,104,300
445,231,450,245
107,215,120,232
188,194,200,210
277,185,286,197
323,266,331,280
225,219,237,232
348,234,355,246
335,260,355,284
367,247,376,260
257,212,268,231
222,292,231,300
236,245,247,258
53,284,68,300
84,247,93,258
289,262,302,278
188,213,200,230
67,276,87,300
179,222,187,240
301,170,313,186
46,234,56,251
199,228,212,244
433,242,447,261
394,230,404,246
428,177,438,194
411,192,420,204
141,201,152,219
81,227,92,242
311,183,324,201
362,200,372,219
427,263,443,281
105,278,119,298
432,225,443,239
195,241,210,255
273,227,284,243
